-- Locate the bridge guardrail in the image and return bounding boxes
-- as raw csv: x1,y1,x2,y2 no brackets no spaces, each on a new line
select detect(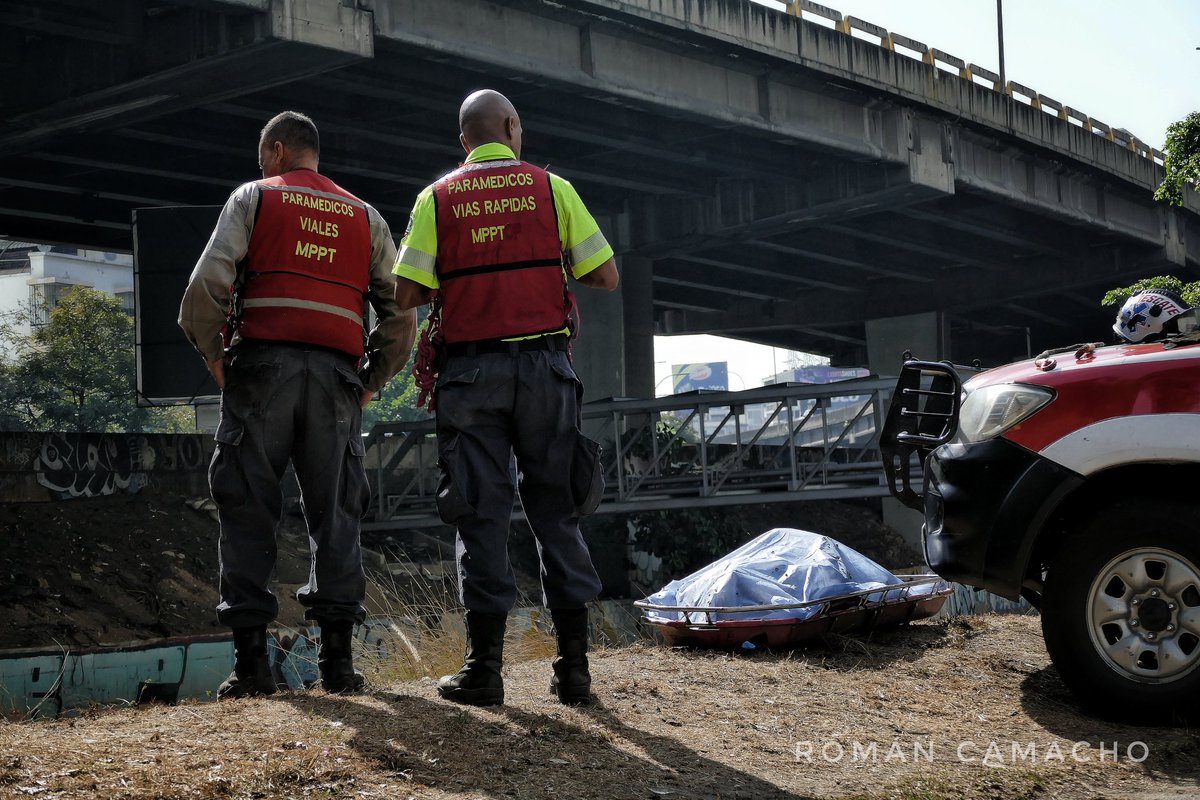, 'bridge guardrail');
362,377,912,530
783,0,1164,165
